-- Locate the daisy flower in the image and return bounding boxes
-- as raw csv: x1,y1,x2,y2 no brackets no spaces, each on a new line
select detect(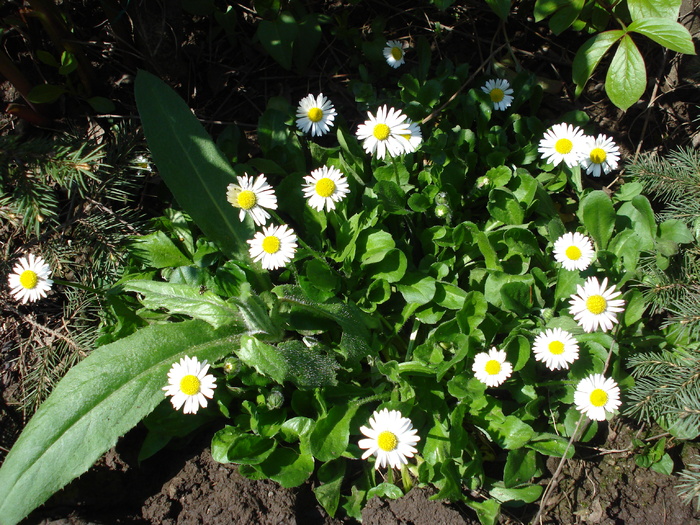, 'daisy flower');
481,78,514,111
356,105,411,159
302,166,350,212
400,118,423,152
553,232,595,271
248,224,298,270
472,347,513,387
295,93,337,137
579,134,620,177
163,356,217,414
569,276,626,332
538,123,586,168
532,328,579,371
358,408,420,469
7,253,53,304
226,174,277,226
574,373,621,421
383,40,407,68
